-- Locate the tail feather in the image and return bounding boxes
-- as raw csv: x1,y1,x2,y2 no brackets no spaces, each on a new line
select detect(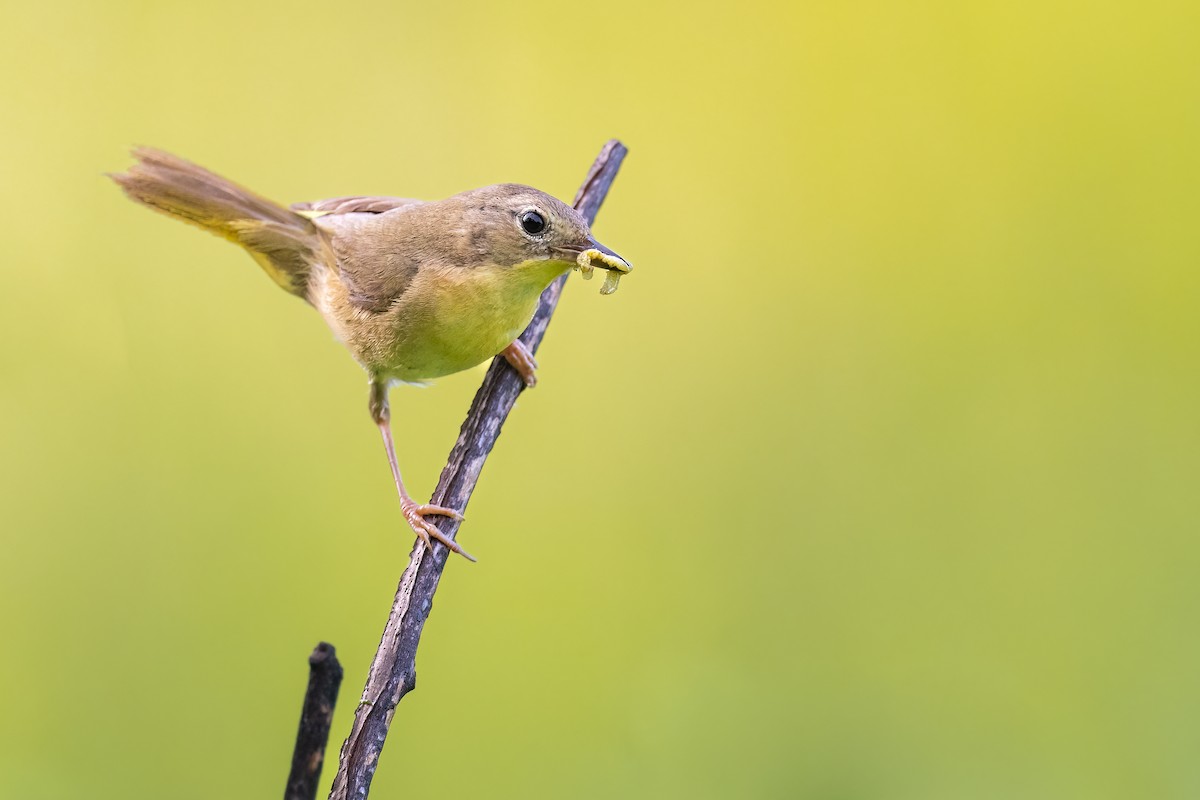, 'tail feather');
110,147,320,297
